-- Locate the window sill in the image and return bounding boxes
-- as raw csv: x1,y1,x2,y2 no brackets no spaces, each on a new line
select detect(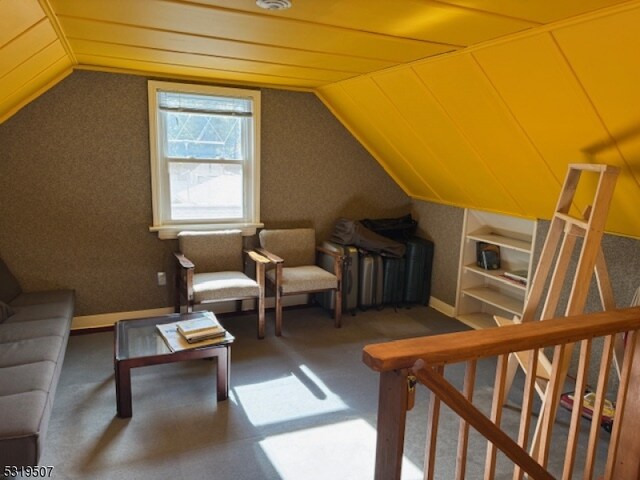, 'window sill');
150,222,264,240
